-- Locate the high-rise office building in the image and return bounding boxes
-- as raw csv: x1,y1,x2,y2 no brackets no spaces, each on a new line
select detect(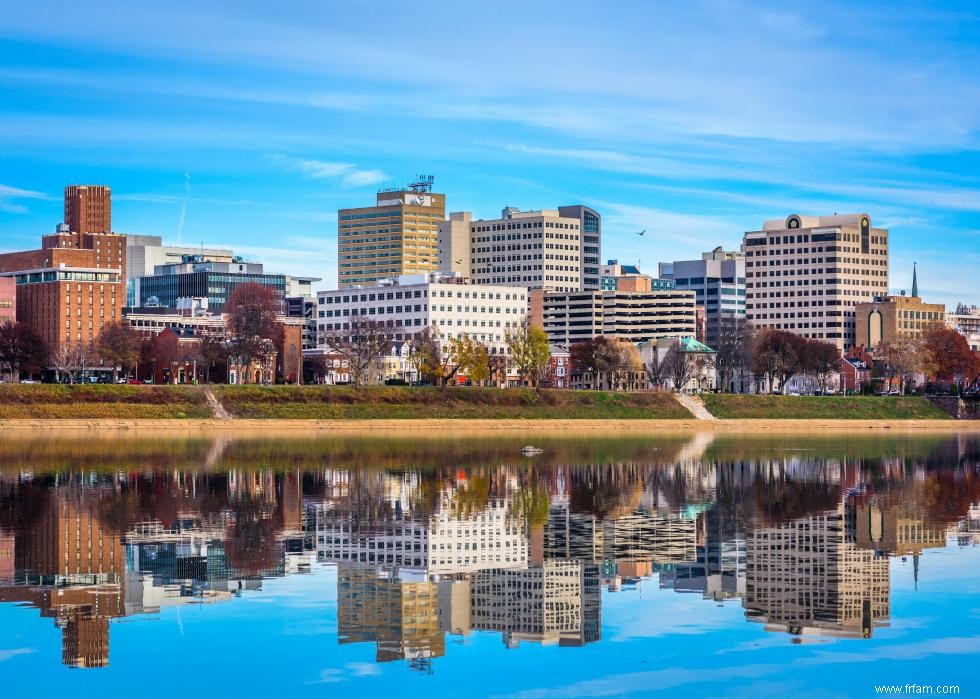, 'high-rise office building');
659,247,745,348
743,214,889,351
439,205,602,292
64,185,111,235
338,176,445,288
